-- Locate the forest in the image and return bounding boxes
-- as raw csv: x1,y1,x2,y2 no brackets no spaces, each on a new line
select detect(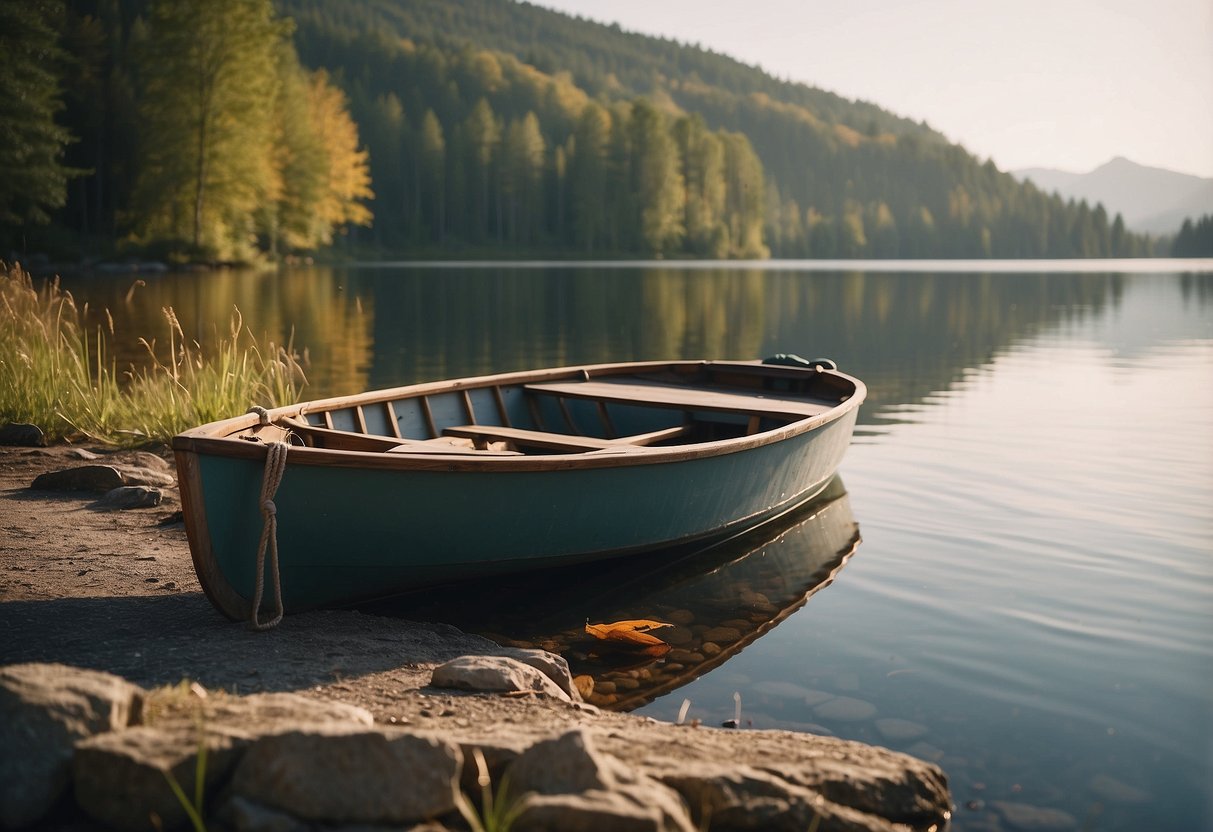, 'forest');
3,0,1173,261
